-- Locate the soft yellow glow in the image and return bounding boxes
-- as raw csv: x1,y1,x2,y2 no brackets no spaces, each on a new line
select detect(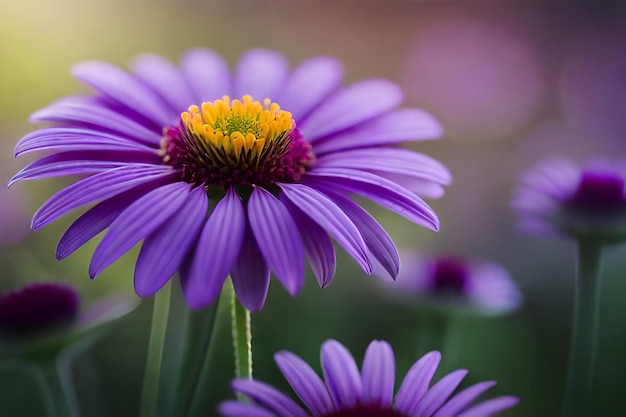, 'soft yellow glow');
181,95,294,161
